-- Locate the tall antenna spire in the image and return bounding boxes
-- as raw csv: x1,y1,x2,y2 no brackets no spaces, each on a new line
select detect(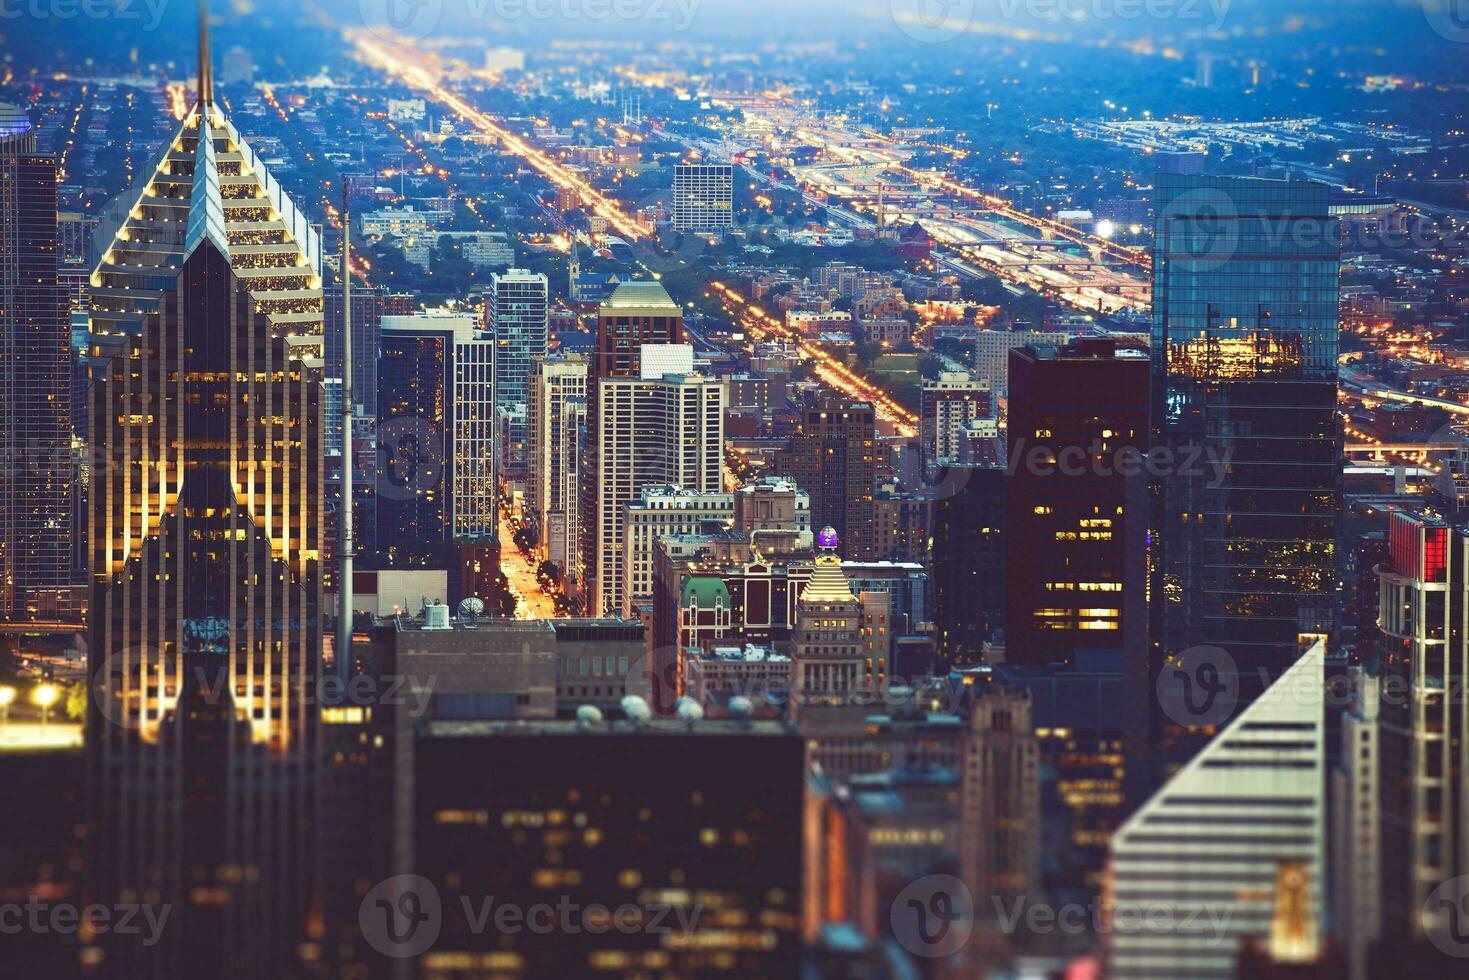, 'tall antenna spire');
197,0,213,108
